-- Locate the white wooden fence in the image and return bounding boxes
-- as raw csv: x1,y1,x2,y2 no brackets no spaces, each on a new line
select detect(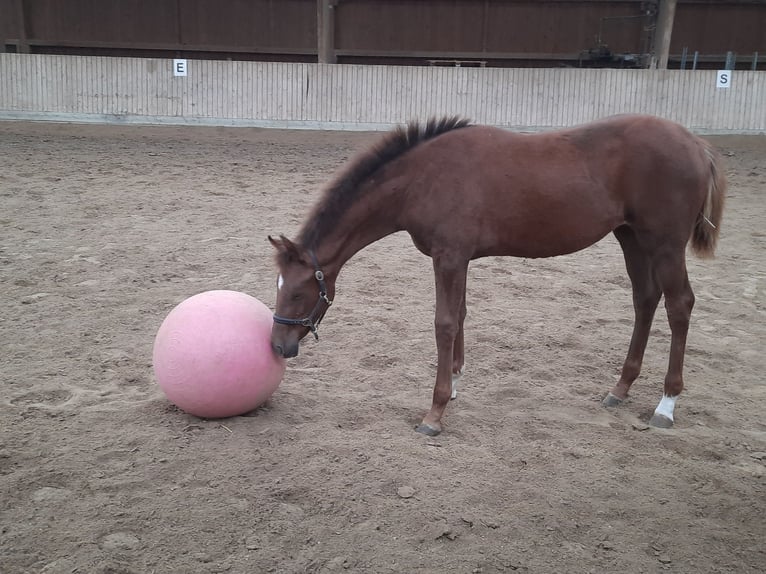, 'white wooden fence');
0,54,763,133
